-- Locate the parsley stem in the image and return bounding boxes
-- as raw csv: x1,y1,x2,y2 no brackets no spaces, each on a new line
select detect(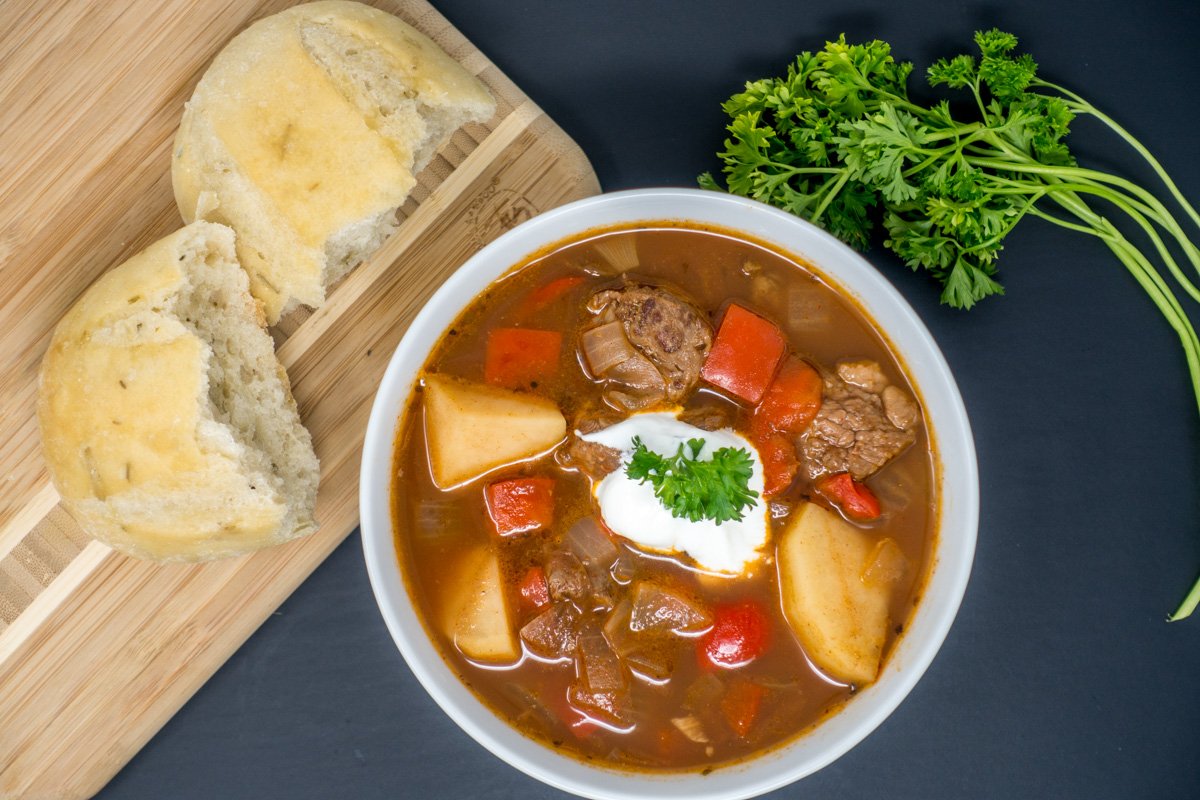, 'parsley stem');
1033,80,1200,233
960,191,1045,254
809,168,853,225
842,69,925,117
764,163,845,177
972,158,1198,257
1061,175,1200,275
1012,180,1200,304
1169,575,1200,621
1084,226,1200,622
971,156,1200,282
921,123,986,144
1045,186,1197,340
969,80,988,121
902,133,989,178
1025,206,1097,236
1025,178,1200,425
1052,198,1200,409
